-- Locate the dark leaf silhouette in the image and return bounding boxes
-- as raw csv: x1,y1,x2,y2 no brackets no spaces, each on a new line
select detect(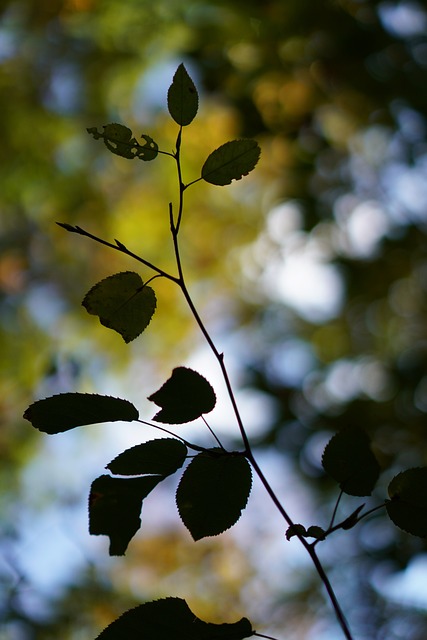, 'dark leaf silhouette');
24,393,138,434
386,467,427,537
87,124,158,160
176,449,252,540
340,504,365,530
167,63,198,126
107,438,187,476
201,139,260,186
95,597,254,640
286,524,307,541
89,474,163,555
148,367,216,423
322,427,380,496
306,526,326,540
82,271,156,343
